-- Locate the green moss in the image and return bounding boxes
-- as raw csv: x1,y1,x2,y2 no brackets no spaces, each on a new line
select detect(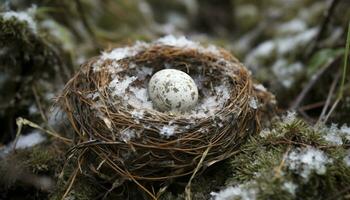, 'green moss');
221,115,350,199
